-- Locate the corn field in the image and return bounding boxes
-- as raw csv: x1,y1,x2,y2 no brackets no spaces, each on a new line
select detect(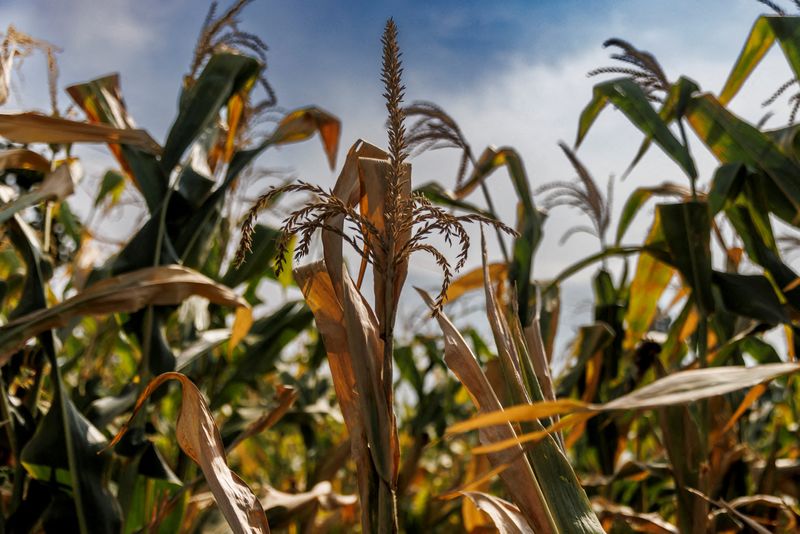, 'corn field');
0,0,799,532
